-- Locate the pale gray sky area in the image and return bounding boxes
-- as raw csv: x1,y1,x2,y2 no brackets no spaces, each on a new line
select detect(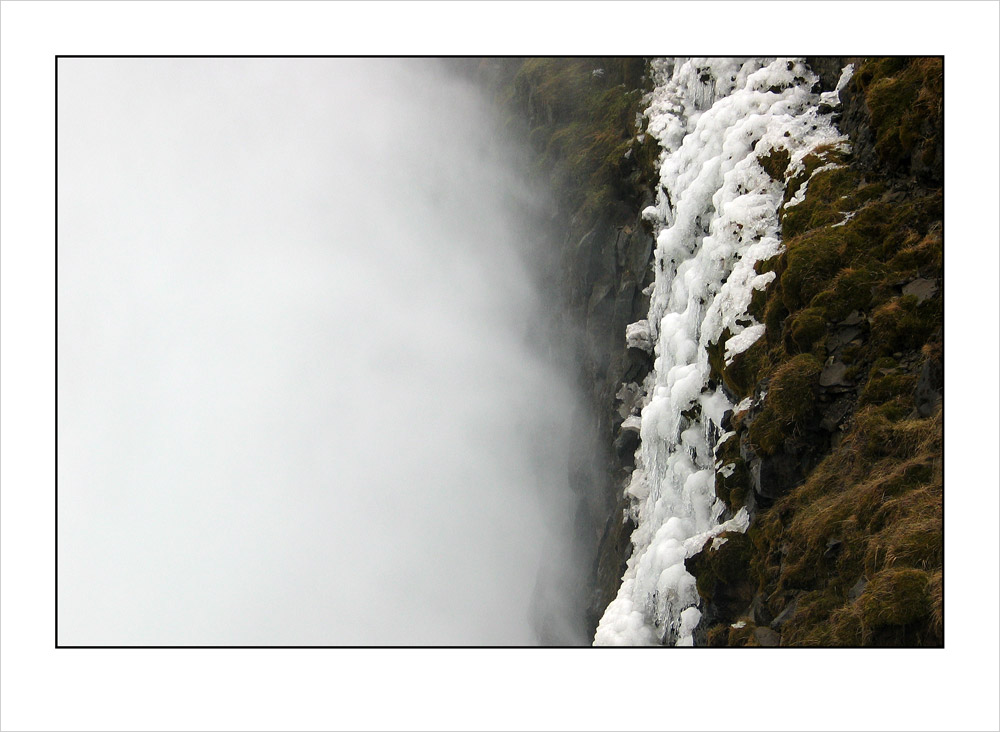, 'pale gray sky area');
57,58,588,646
